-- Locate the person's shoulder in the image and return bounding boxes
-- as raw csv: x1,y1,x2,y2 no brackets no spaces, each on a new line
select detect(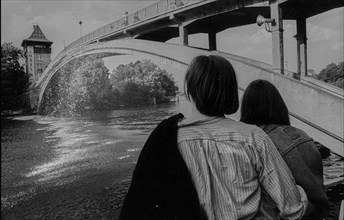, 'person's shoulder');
158,113,184,128
279,125,311,139
290,125,309,136
231,119,266,134
224,119,269,142
148,113,184,141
